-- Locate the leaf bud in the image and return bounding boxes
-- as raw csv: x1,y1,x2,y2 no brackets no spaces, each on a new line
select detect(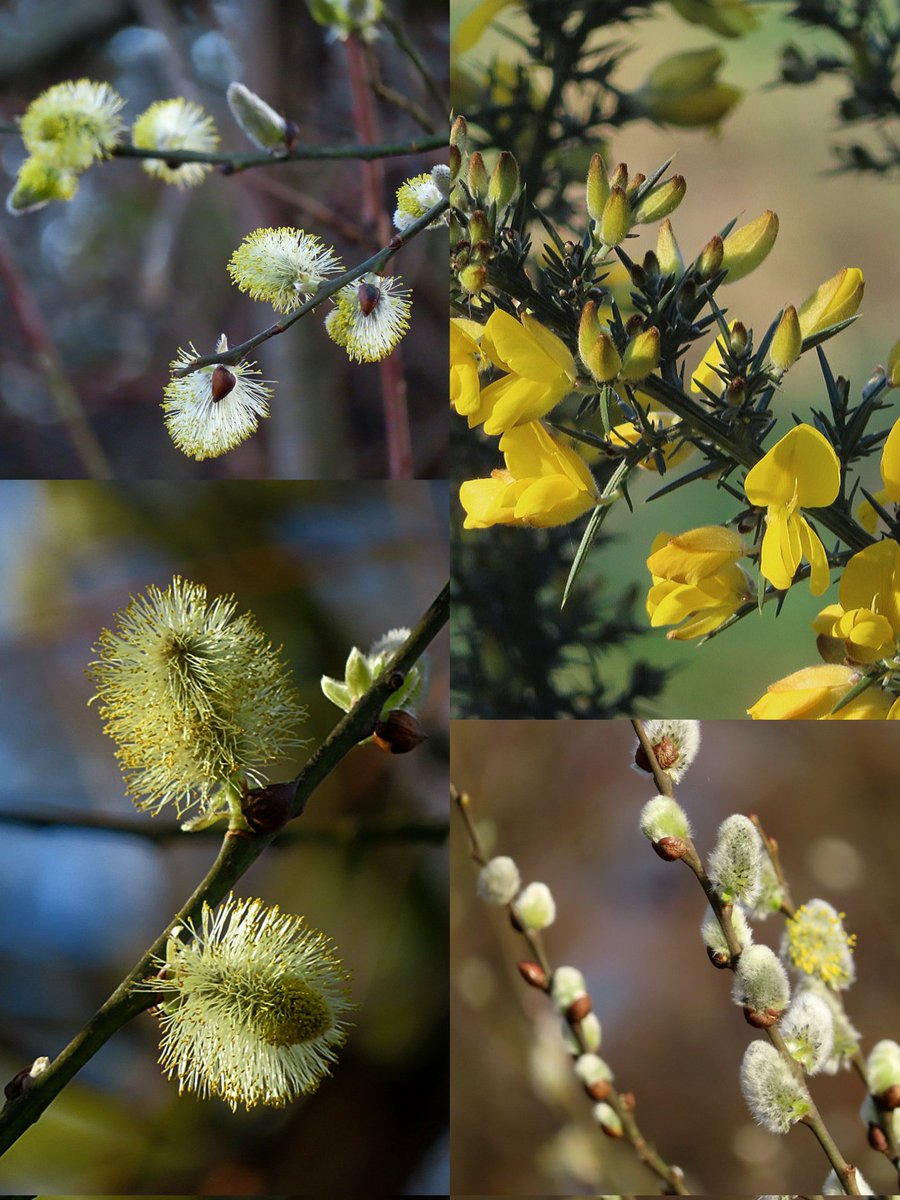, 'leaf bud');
513,882,556,931
721,210,779,283
586,153,610,222
372,709,427,754
211,364,237,403
477,856,521,905
633,174,686,224
517,960,549,989
566,994,593,1024
488,150,520,208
